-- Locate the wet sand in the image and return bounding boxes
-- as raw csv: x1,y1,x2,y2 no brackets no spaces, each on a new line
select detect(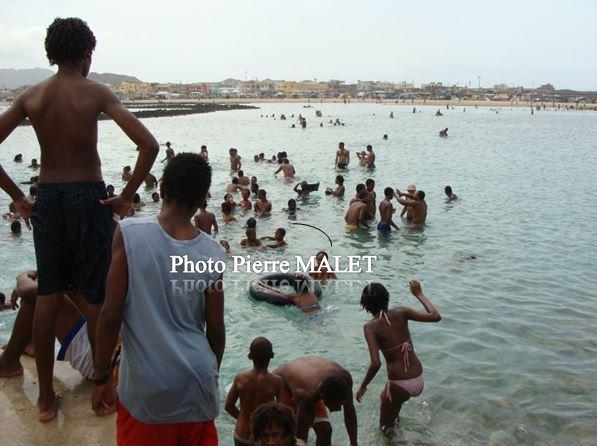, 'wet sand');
1,356,114,445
